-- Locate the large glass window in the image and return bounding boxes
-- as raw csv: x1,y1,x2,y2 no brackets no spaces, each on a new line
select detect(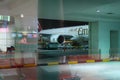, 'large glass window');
0,0,38,80
1,0,120,80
